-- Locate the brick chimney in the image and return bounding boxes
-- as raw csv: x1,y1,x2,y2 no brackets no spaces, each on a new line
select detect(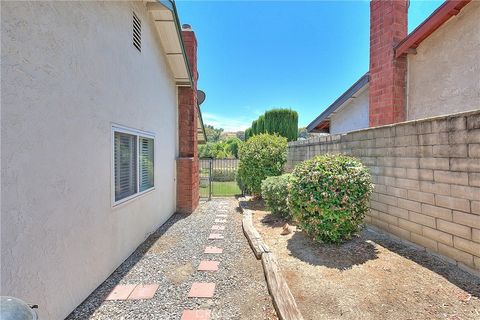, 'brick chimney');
176,24,199,214
369,0,408,127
